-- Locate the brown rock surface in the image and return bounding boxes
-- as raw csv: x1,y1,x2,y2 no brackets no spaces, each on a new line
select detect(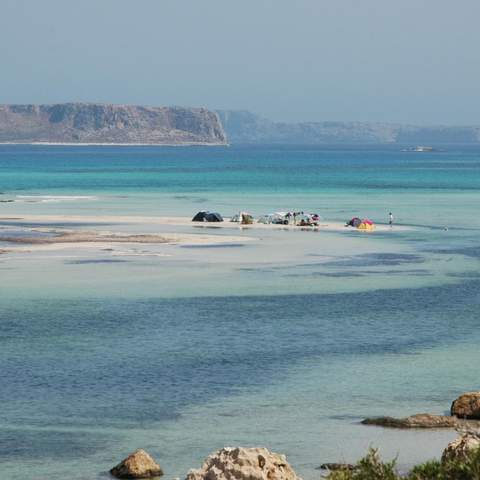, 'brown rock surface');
442,433,480,463
362,413,457,429
0,103,227,145
185,447,300,480
451,392,480,419
110,449,163,479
